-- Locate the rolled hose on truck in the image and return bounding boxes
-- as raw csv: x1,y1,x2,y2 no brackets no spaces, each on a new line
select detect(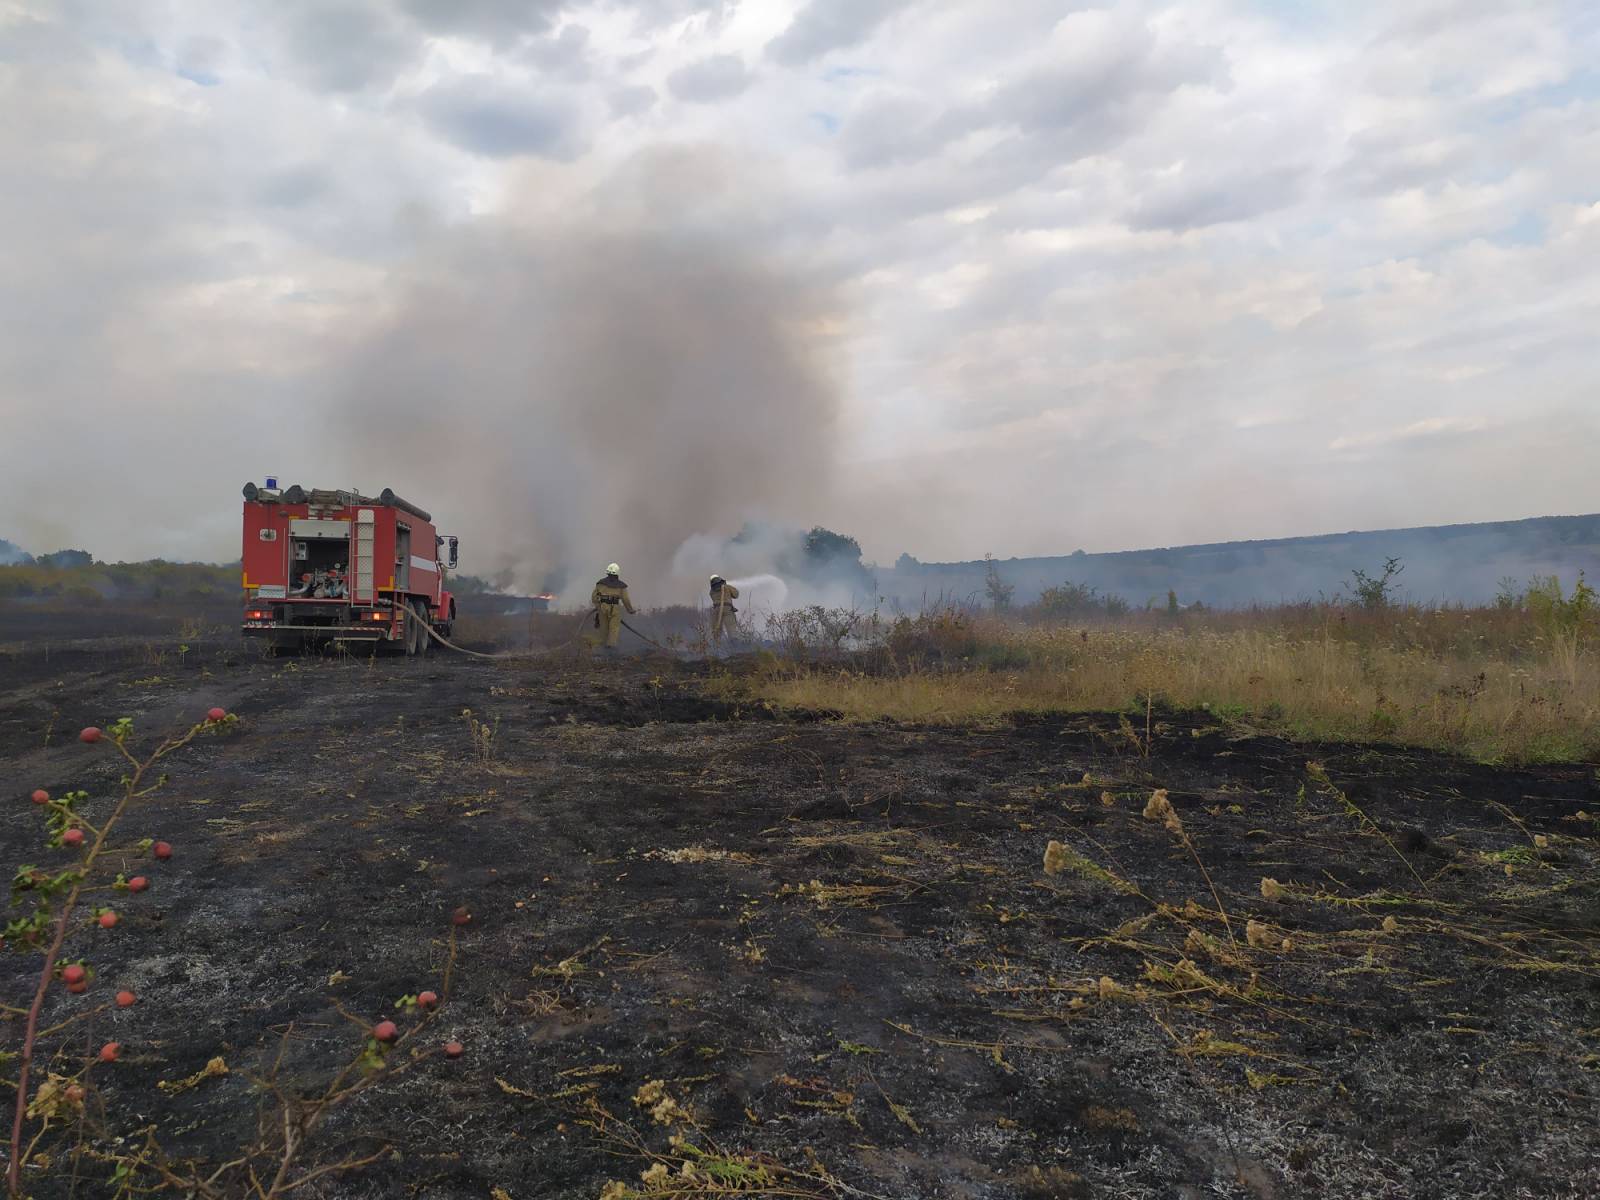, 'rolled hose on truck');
397,601,674,658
